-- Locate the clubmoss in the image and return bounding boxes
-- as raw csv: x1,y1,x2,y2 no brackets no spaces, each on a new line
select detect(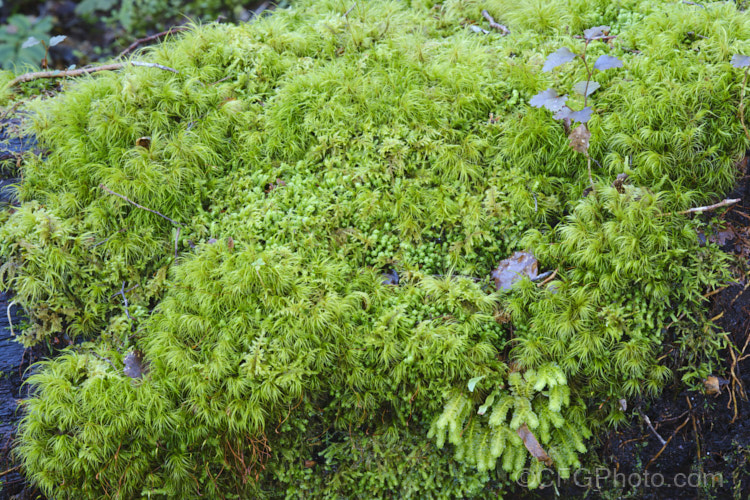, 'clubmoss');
3,0,749,497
